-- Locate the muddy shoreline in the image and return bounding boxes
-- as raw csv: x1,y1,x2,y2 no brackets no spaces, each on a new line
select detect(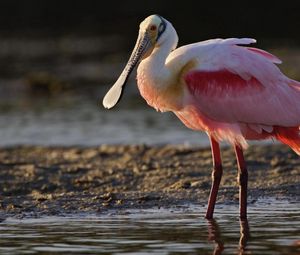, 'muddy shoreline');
0,144,299,219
